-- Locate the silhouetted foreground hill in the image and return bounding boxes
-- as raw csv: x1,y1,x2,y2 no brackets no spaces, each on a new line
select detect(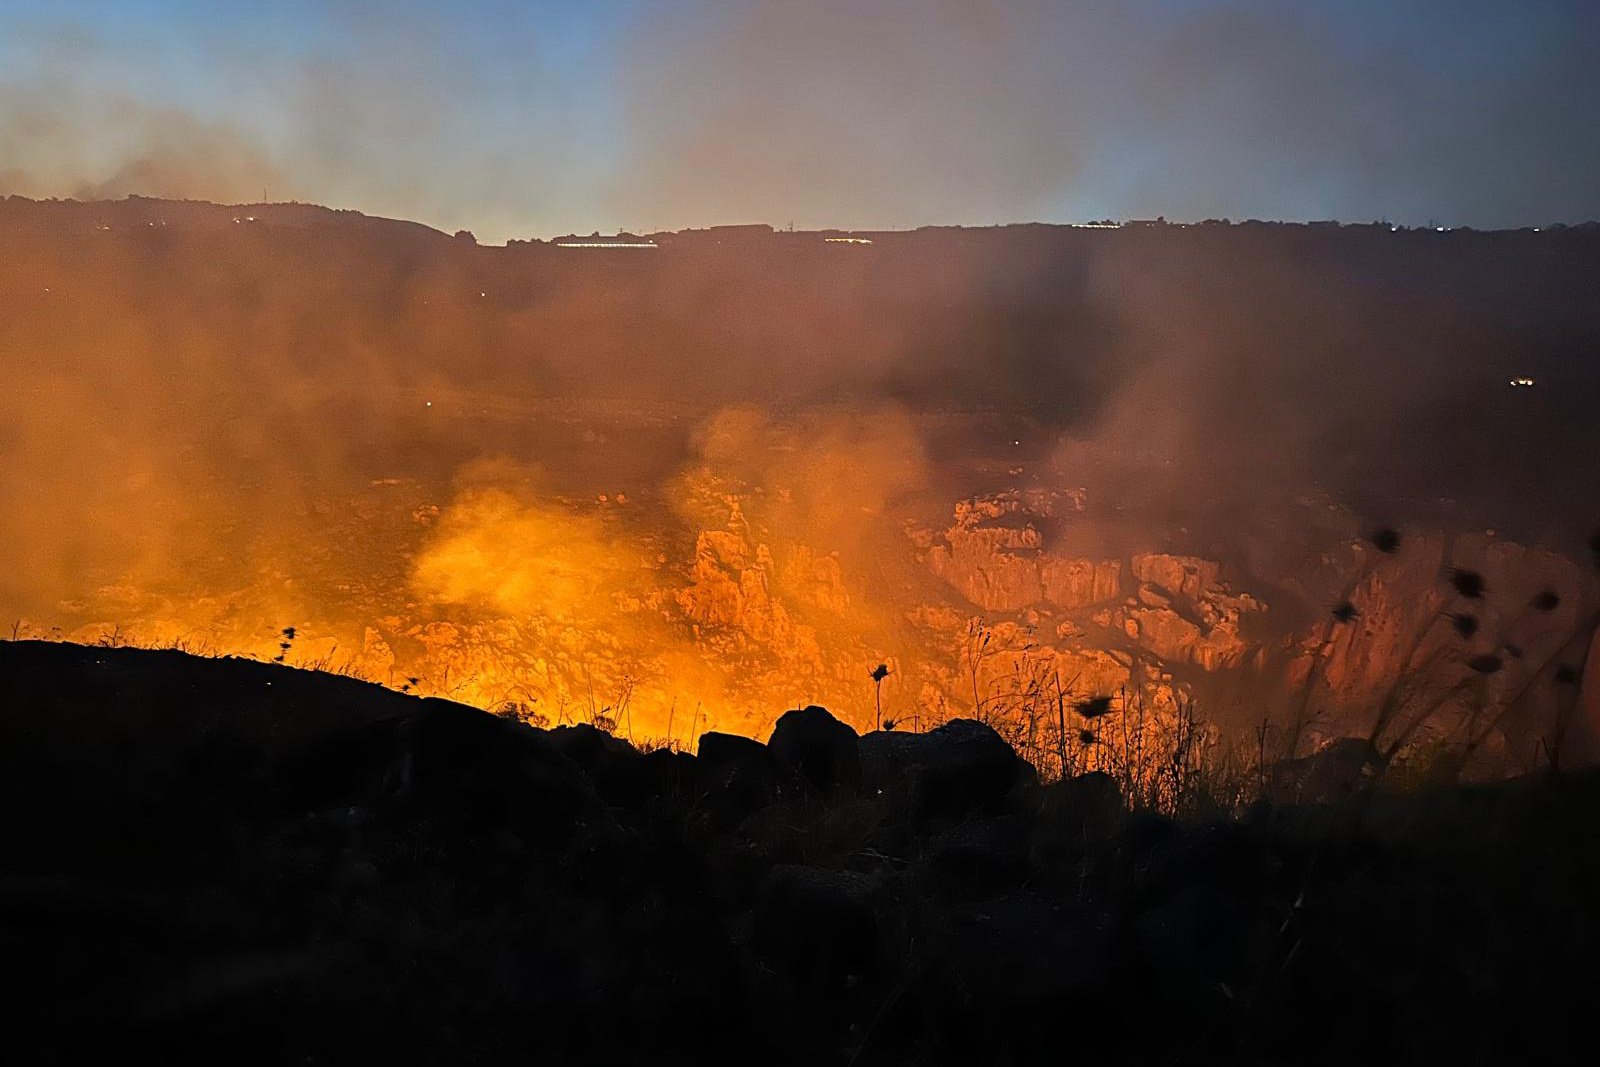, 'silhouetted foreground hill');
3,641,1599,1065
